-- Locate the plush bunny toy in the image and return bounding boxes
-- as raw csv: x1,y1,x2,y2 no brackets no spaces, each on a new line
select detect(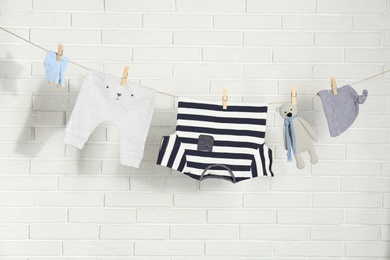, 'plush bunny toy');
277,102,318,169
